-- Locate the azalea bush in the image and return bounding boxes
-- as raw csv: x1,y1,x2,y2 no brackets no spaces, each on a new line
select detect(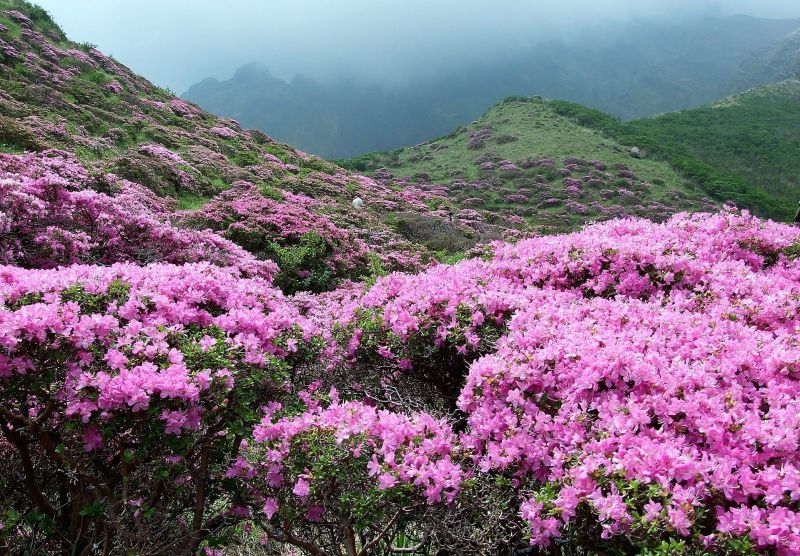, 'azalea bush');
238,392,463,554
182,181,375,294
318,208,800,554
0,150,276,279
0,262,315,554
3,207,800,554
